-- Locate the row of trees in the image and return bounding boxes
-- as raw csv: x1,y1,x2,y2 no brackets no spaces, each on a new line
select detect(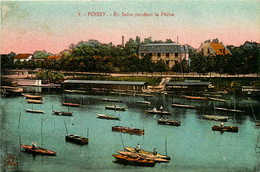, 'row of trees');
1,38,259,75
